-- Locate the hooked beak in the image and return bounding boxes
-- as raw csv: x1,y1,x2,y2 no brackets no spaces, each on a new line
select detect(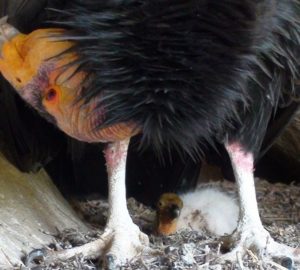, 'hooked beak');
156,204,182,235
0,16,20,51
169,204,181,219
